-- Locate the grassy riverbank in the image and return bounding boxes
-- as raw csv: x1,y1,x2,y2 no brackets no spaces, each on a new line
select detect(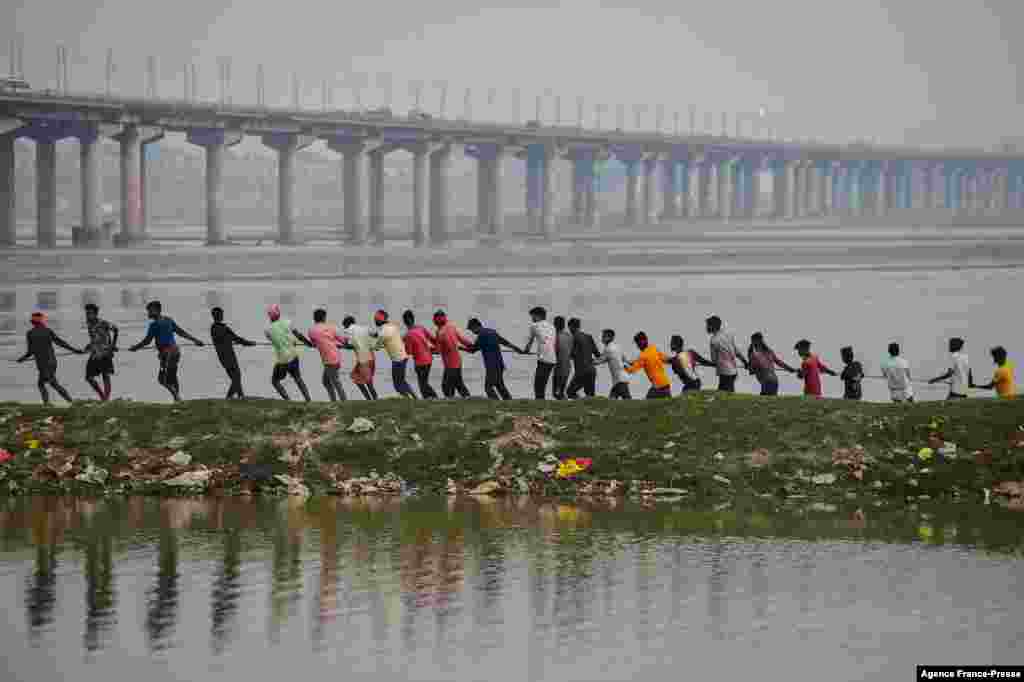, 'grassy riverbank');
1,395,1023,507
